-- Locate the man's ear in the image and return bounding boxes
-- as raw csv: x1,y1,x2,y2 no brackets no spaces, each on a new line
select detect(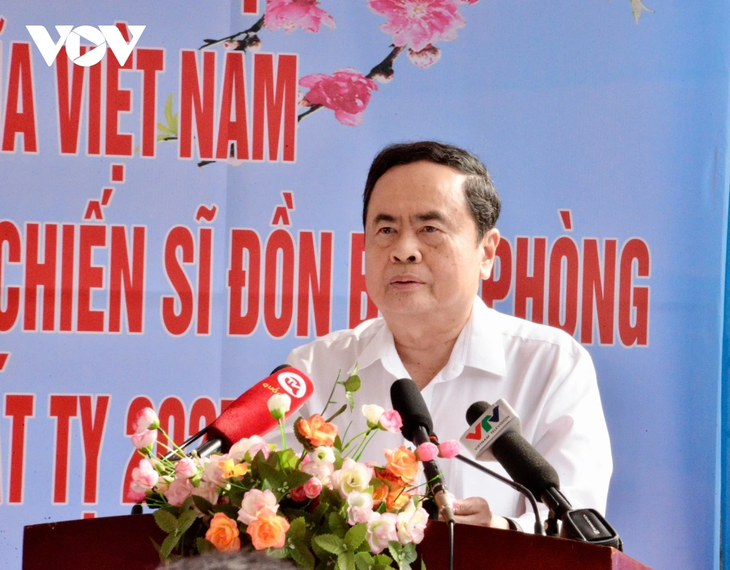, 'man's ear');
479,229,501,281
